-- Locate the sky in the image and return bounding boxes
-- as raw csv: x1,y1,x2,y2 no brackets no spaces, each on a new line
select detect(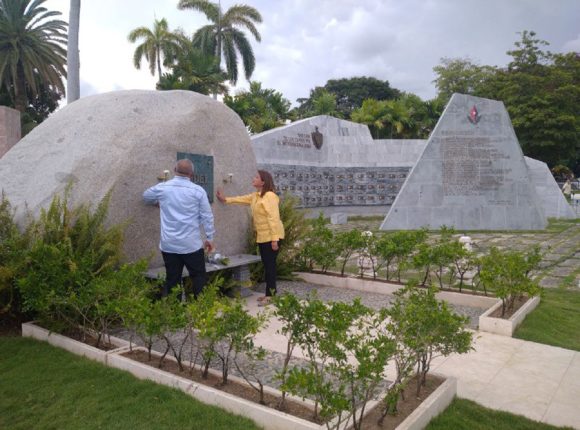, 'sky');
45,0,580,106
